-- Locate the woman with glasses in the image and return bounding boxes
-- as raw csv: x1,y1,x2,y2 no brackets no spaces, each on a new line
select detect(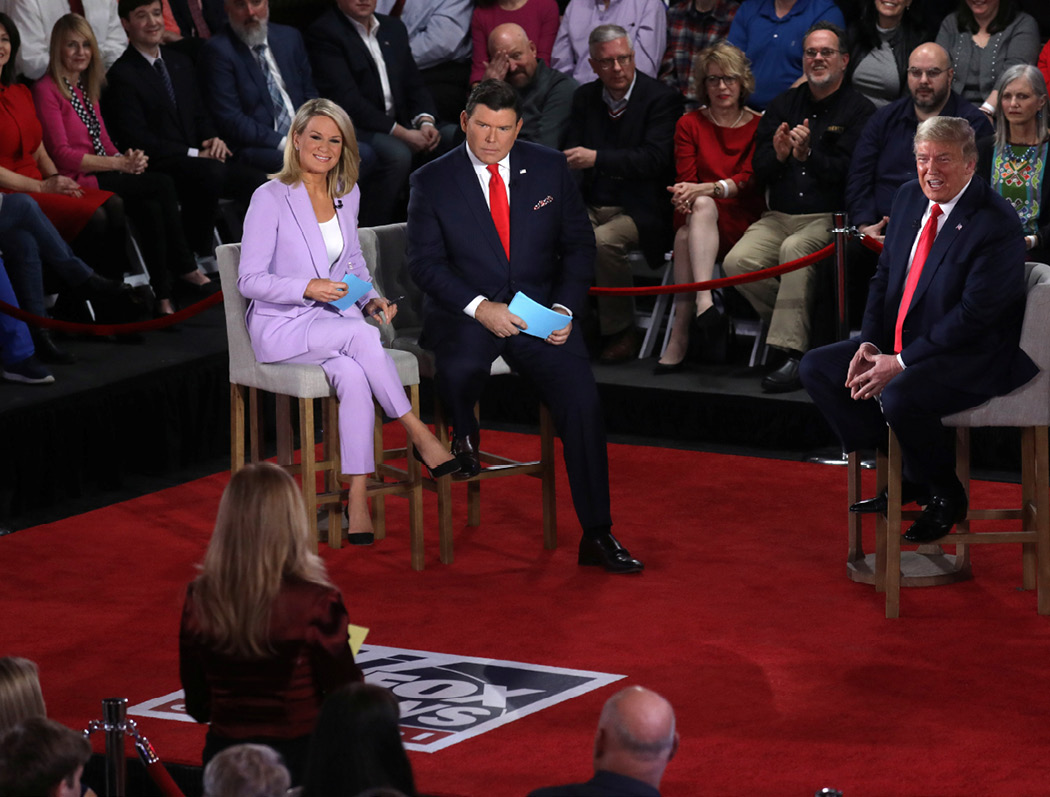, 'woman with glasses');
936,0,1038,116
656,42,763,373
847,0,929,108
978,63,1050,265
